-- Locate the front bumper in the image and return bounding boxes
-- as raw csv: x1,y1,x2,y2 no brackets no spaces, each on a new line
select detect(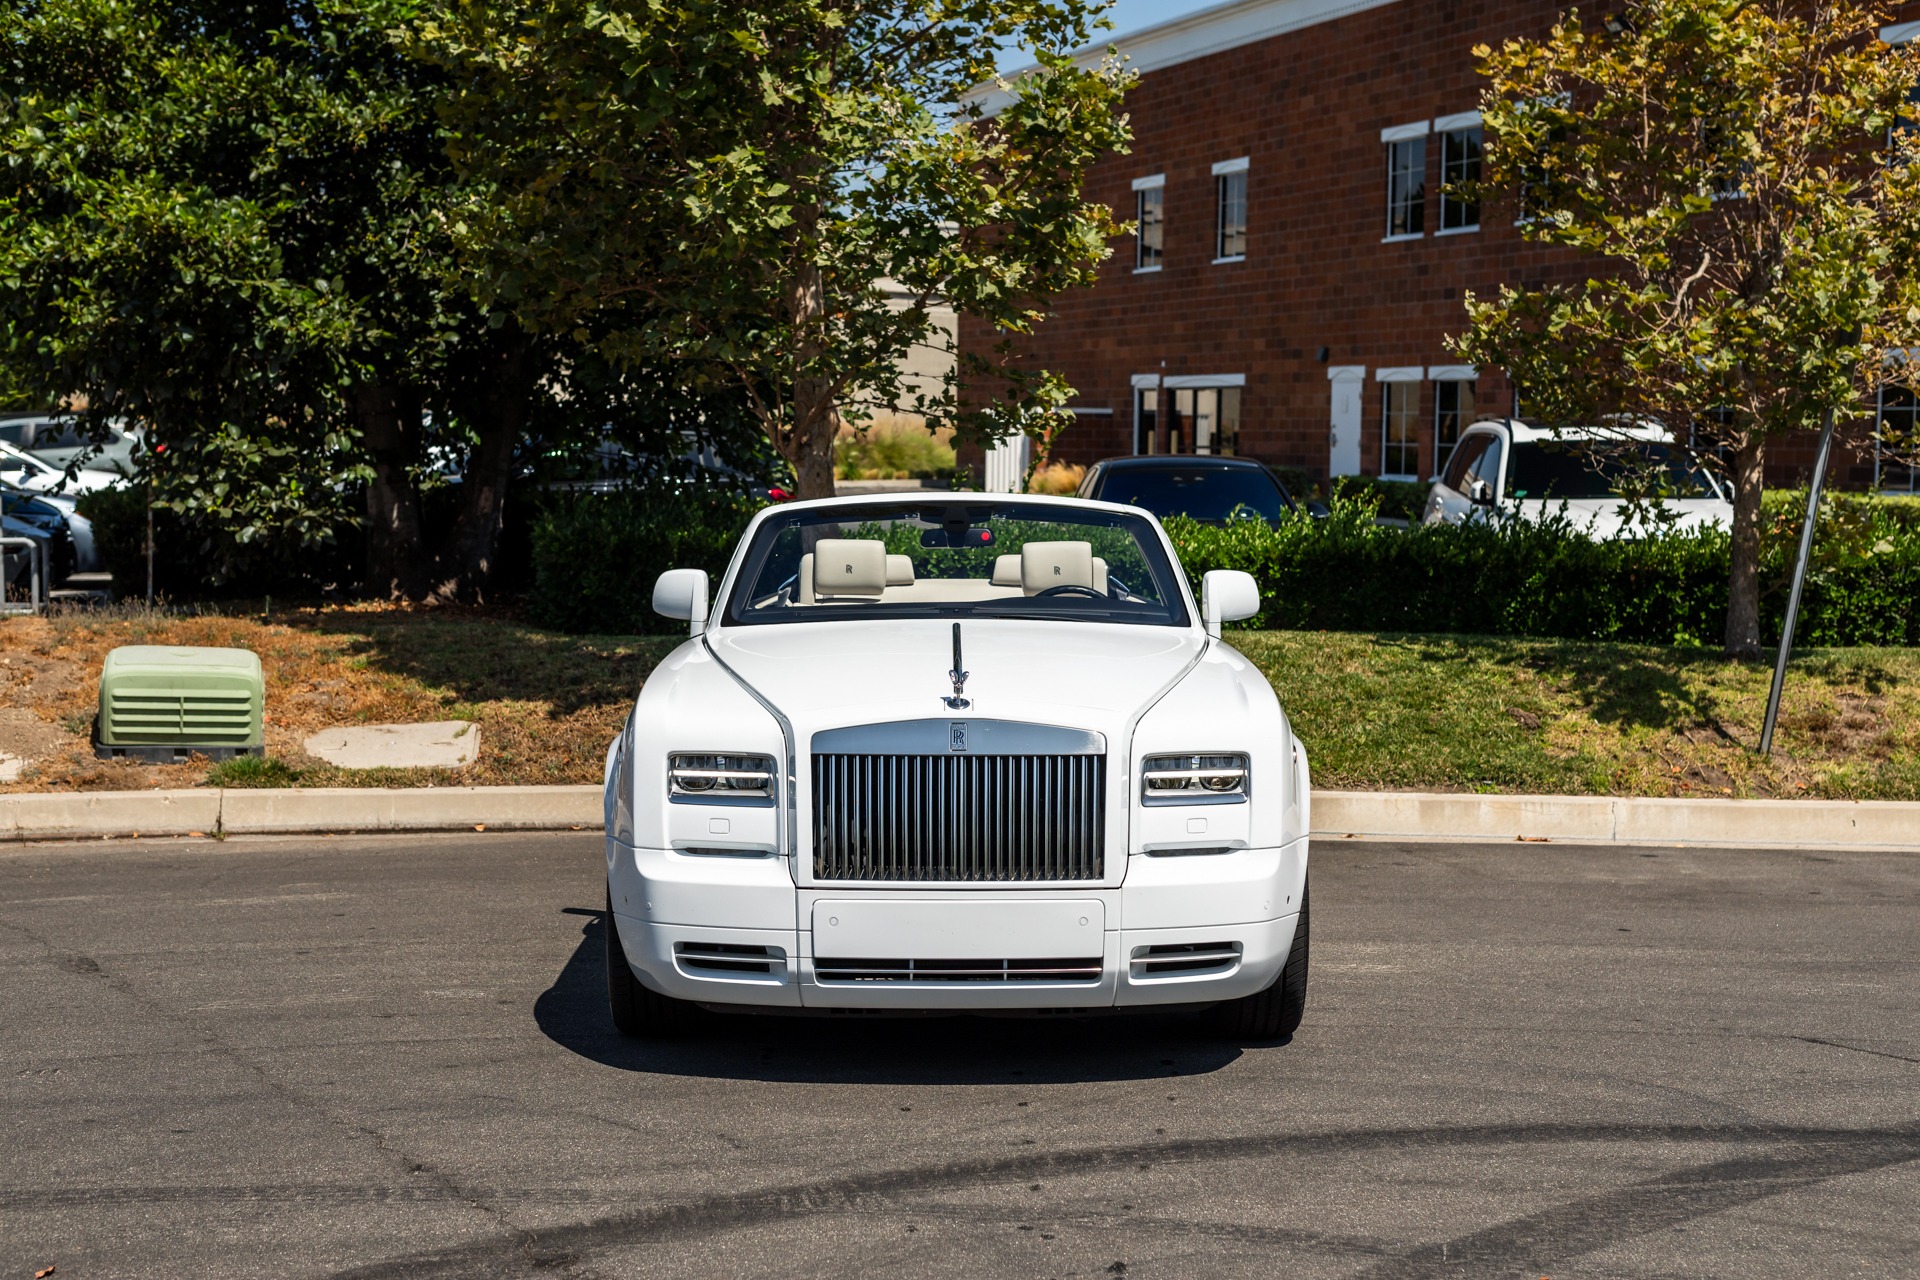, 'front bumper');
606,838,1308,1011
